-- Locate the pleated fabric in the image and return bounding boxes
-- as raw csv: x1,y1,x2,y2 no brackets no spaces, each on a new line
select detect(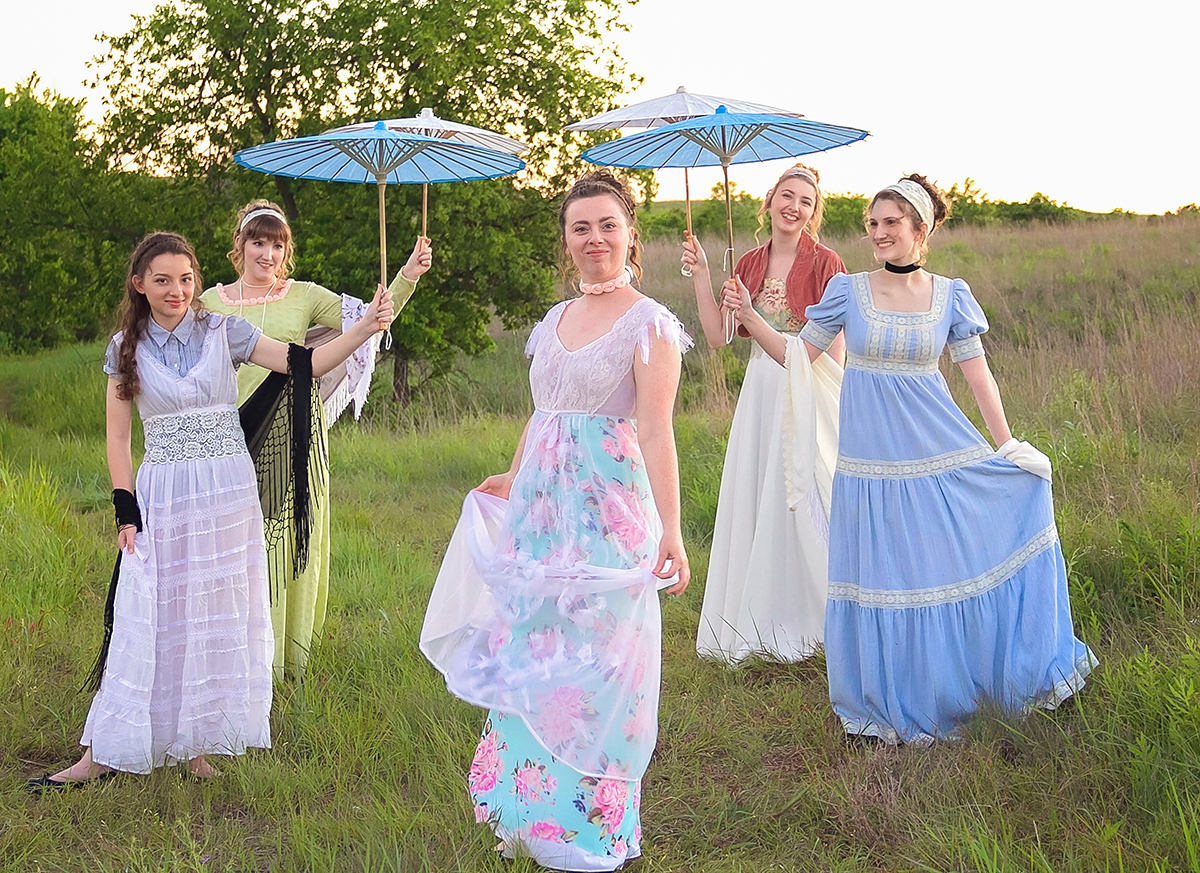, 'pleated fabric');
82,318,272,772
